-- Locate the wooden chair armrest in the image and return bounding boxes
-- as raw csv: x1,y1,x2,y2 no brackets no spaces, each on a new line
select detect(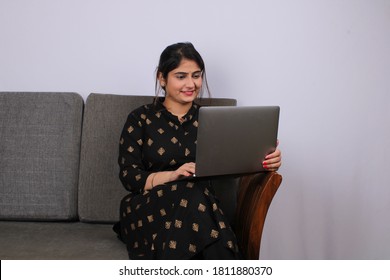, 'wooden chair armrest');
234,171,283,259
